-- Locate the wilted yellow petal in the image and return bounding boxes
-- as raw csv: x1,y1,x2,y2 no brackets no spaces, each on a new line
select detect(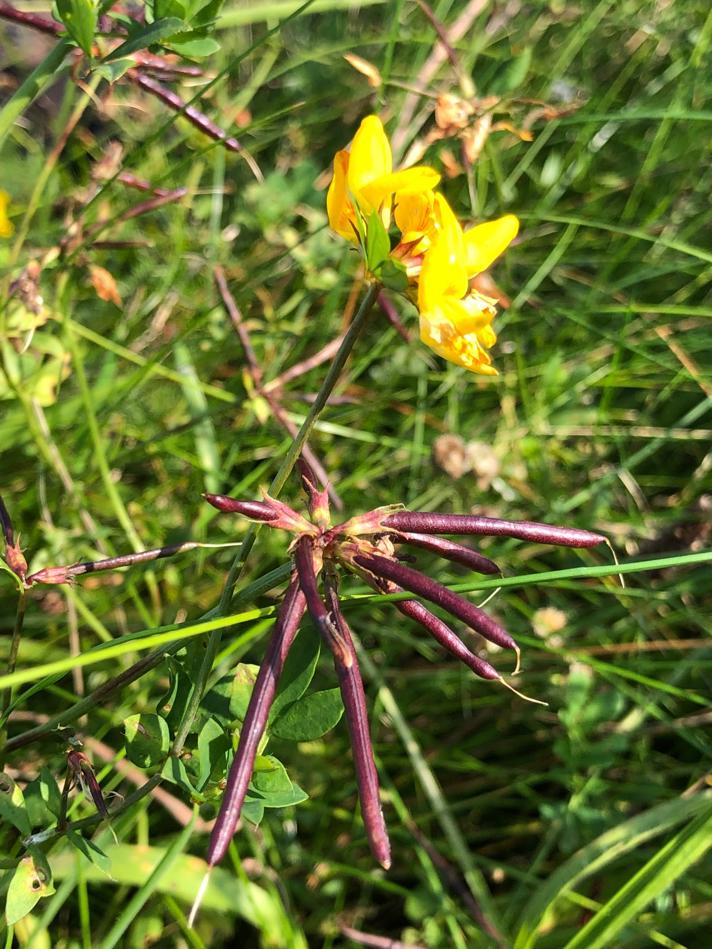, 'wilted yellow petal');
347,115,392,197
343,53,382,88
89,264,121,305
0,190,14,238
419,308,498,375
464,214,519,276
326,150,358,241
